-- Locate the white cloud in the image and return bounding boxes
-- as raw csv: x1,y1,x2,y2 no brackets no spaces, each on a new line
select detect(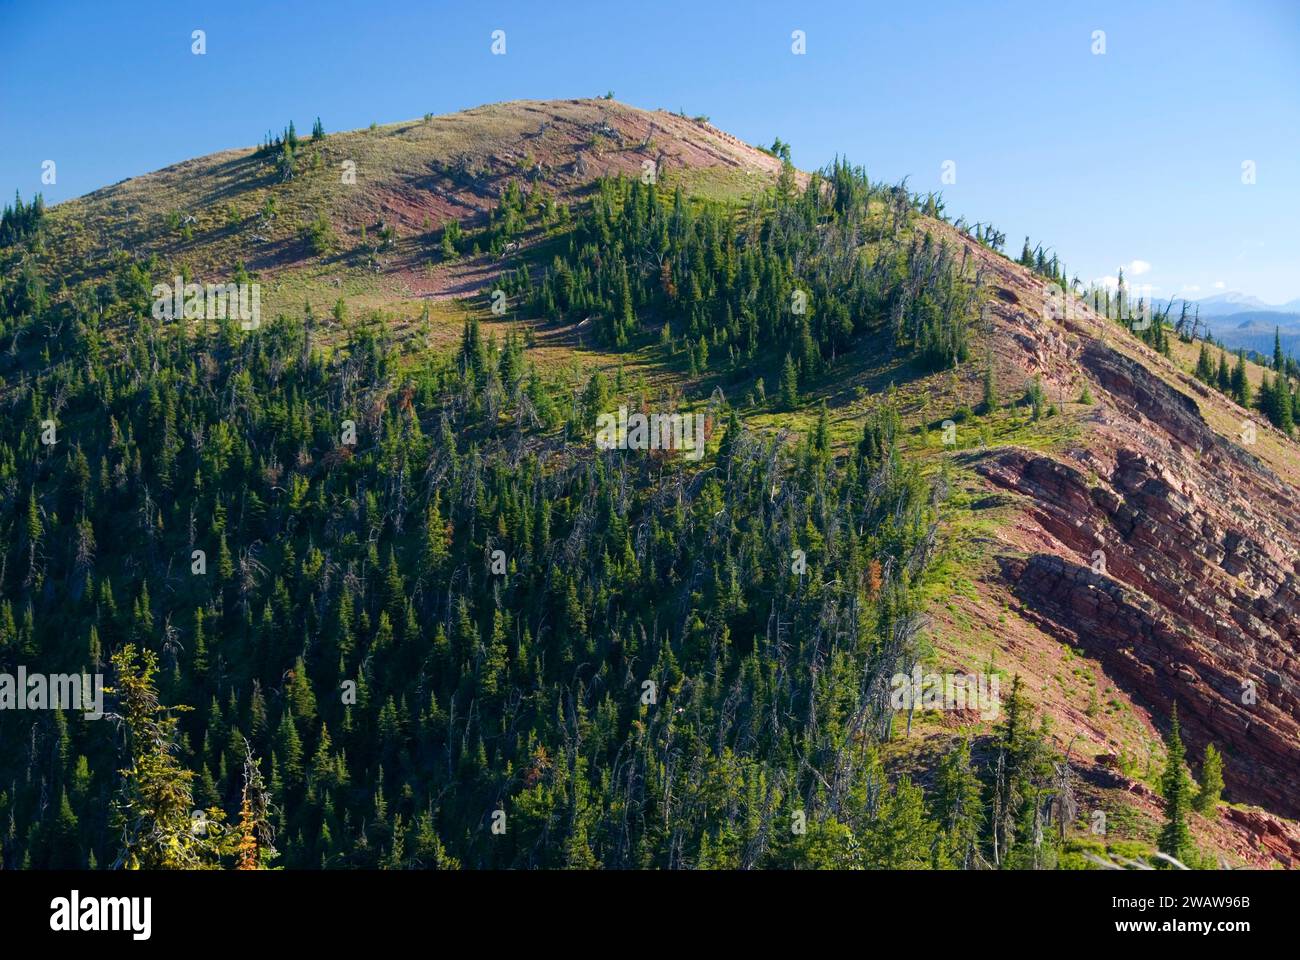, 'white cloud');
1213,280,1226,289
1125,259,1152,276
